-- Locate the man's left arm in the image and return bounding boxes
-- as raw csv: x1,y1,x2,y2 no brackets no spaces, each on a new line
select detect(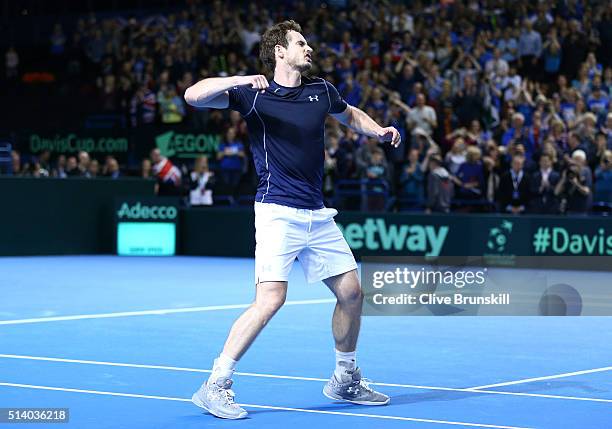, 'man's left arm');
325,80,400,147
331,105,401,148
